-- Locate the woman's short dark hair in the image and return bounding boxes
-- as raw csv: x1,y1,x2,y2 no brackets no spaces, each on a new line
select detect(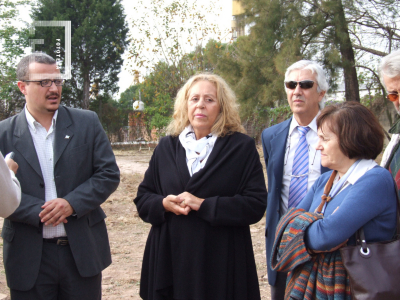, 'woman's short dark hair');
317,101,384,160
